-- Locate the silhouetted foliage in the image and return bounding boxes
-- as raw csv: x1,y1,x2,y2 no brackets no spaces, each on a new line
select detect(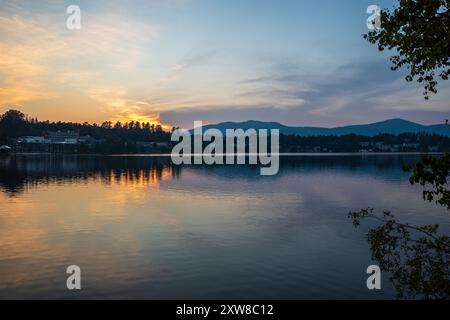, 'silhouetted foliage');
349,154,450,299
349,208,450,299
364,0,450,99
0,110,28,140
404,153,450,209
